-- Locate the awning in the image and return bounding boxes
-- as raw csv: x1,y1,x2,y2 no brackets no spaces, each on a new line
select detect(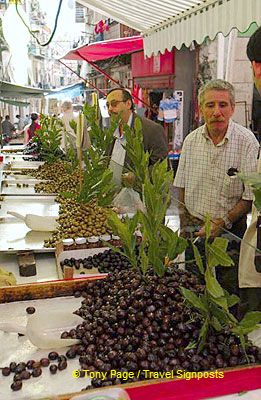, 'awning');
0,98,30,107
76,0,261,56
0,81,49,98
62,35,143,62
